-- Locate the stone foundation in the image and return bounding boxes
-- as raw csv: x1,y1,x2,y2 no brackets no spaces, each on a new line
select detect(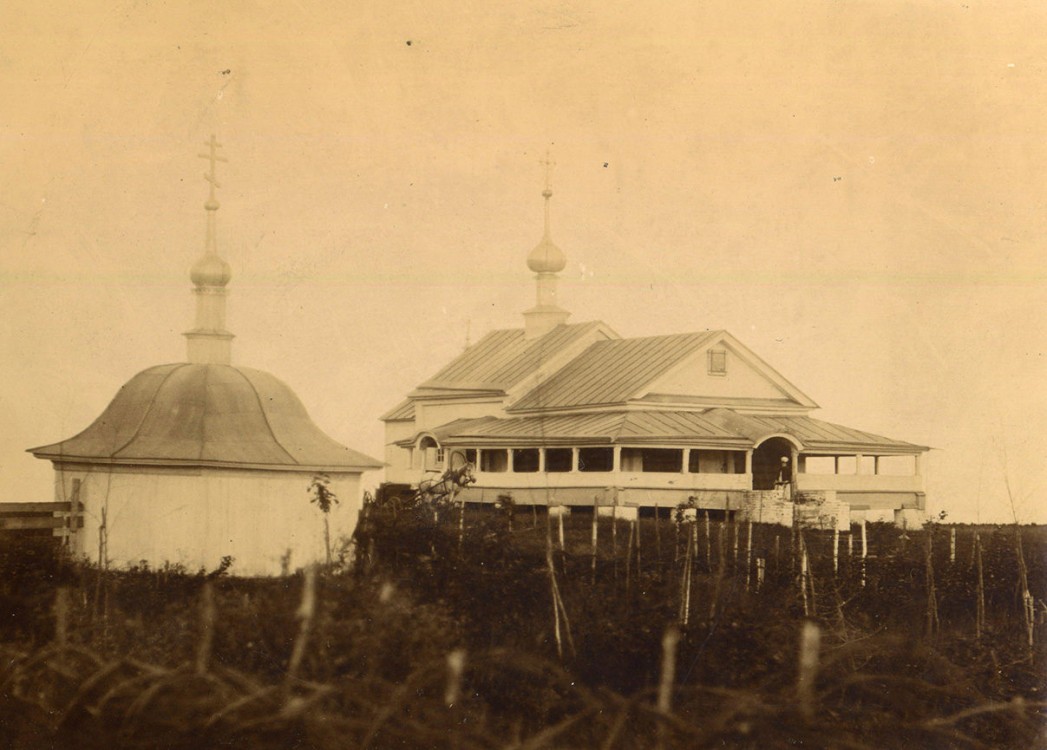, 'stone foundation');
894,507,925,530
738,489,850,531
793,491,850,531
